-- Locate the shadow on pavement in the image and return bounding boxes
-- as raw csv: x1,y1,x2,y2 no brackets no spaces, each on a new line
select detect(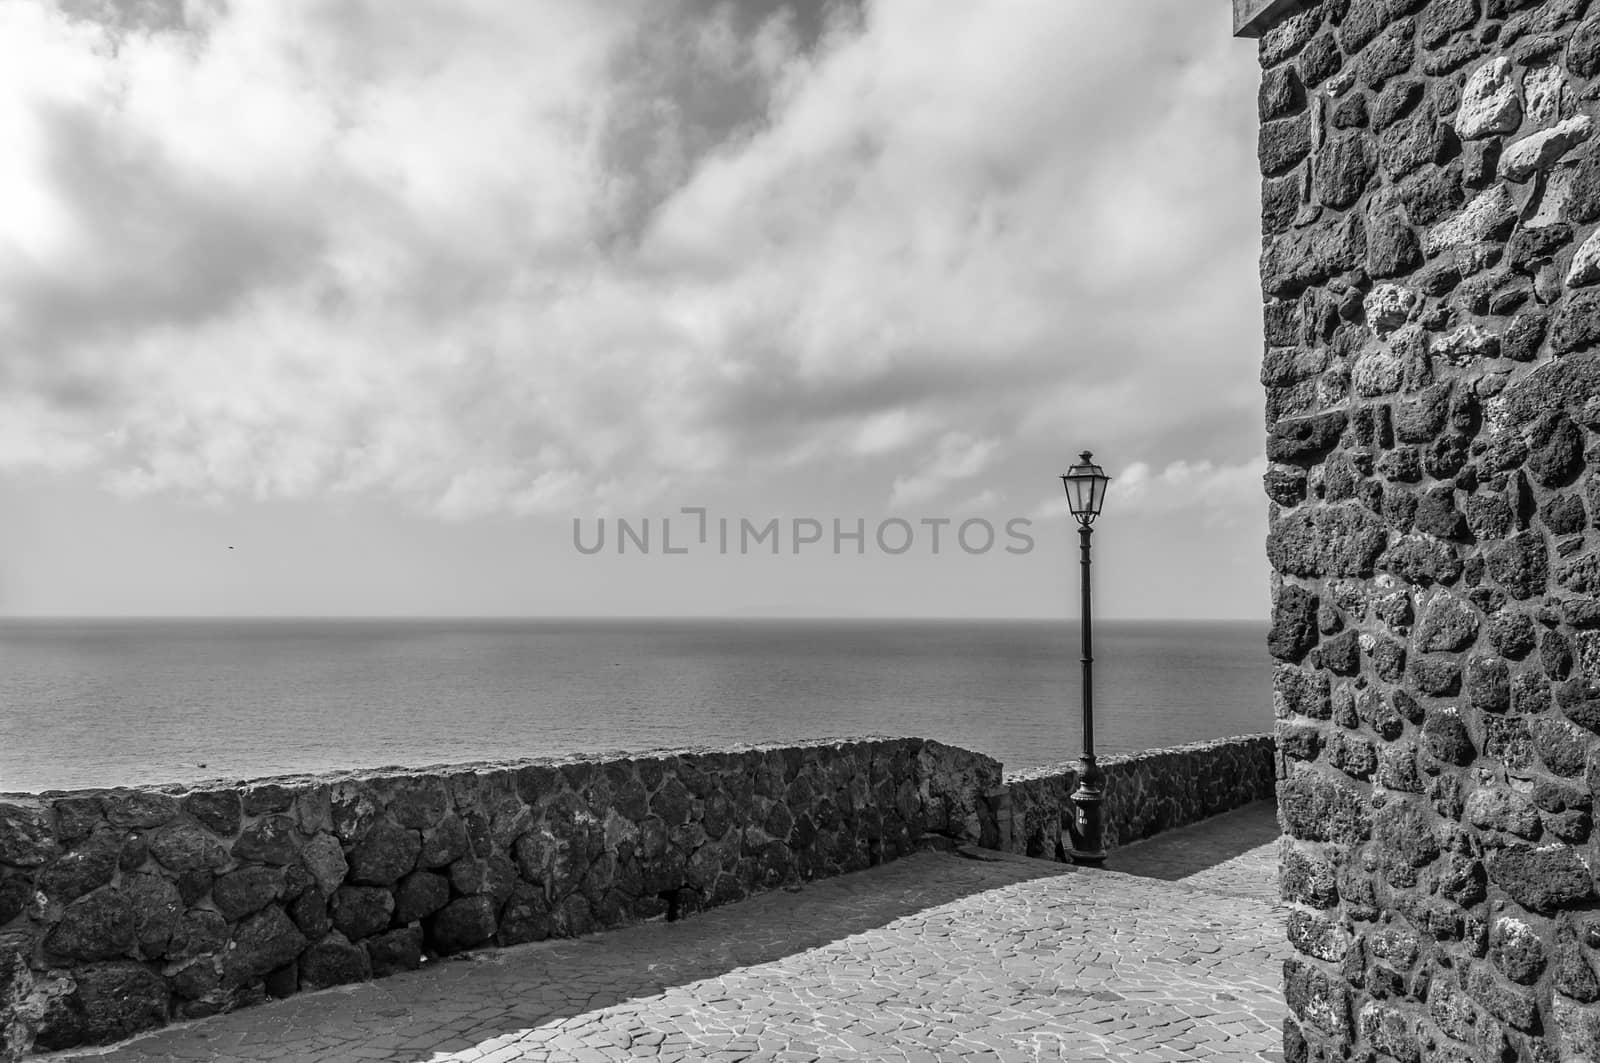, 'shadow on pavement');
1099,800,1280,882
